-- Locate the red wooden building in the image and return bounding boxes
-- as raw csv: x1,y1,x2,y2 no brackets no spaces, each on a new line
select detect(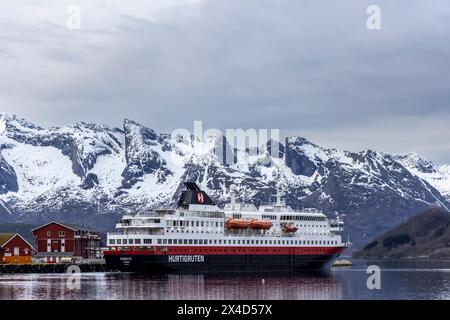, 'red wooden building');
0,233,33,264
32,221,101,263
